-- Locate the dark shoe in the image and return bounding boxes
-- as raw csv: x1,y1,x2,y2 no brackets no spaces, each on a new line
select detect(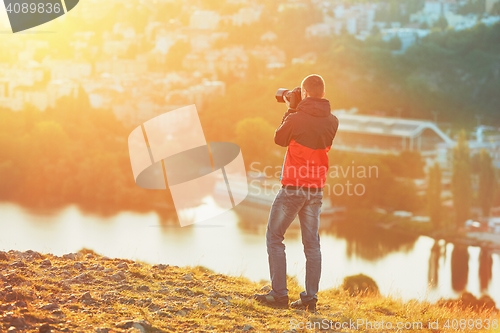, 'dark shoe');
253,293,289,308
290,298,317,312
